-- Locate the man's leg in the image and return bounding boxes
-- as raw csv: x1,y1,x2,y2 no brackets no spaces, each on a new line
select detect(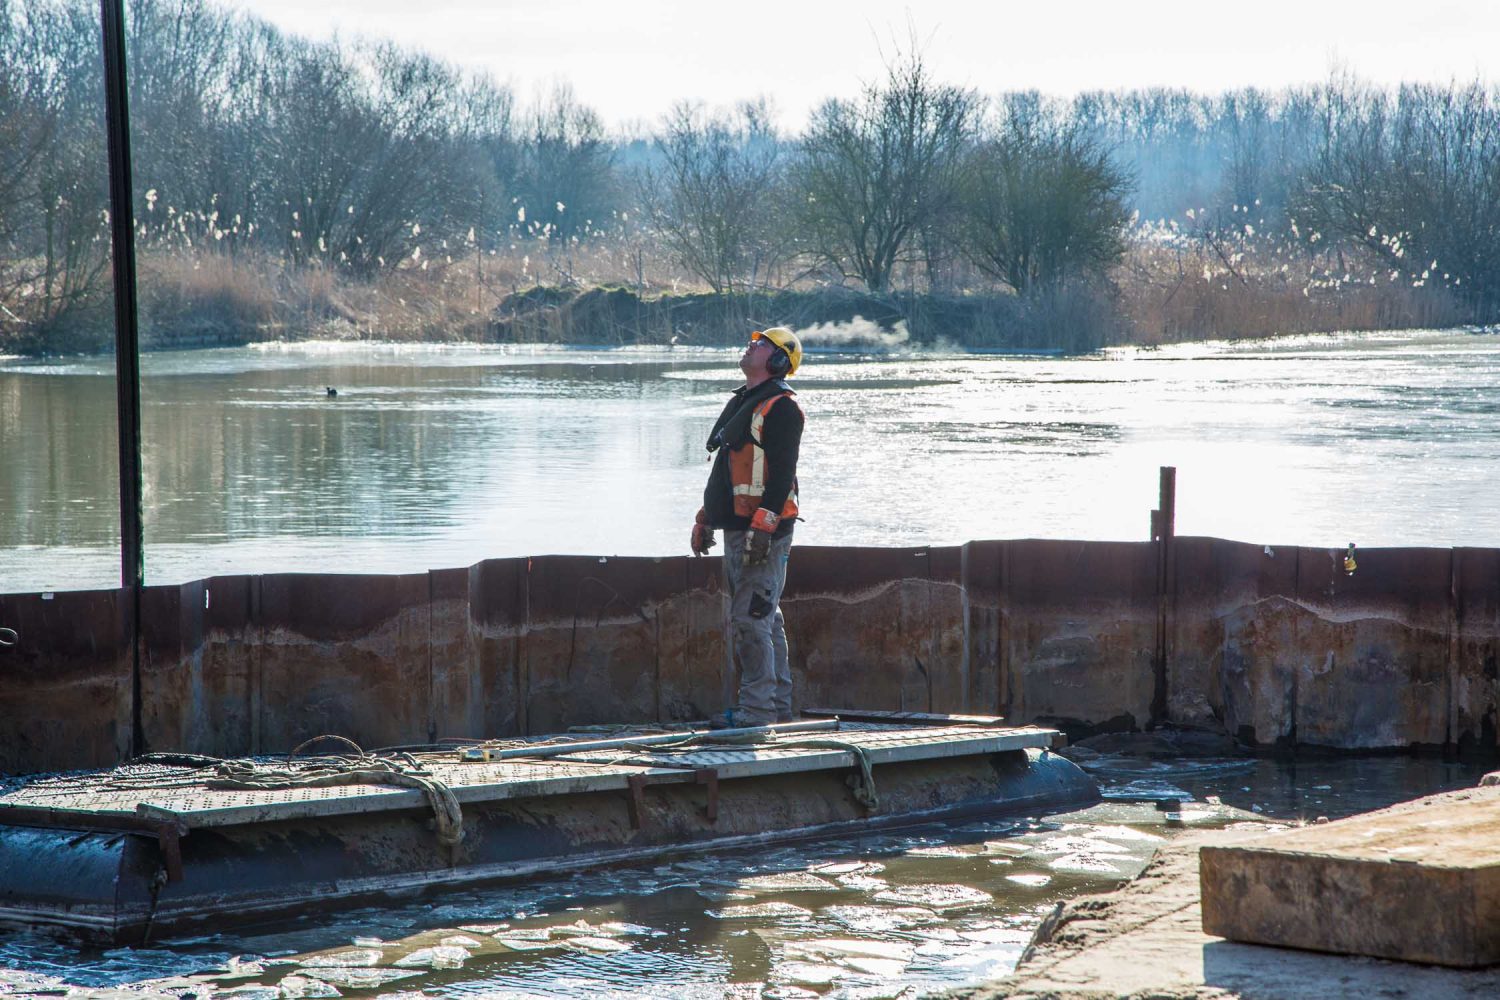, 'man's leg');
770,609,792,721
765,534,794,721
722,529,782,725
